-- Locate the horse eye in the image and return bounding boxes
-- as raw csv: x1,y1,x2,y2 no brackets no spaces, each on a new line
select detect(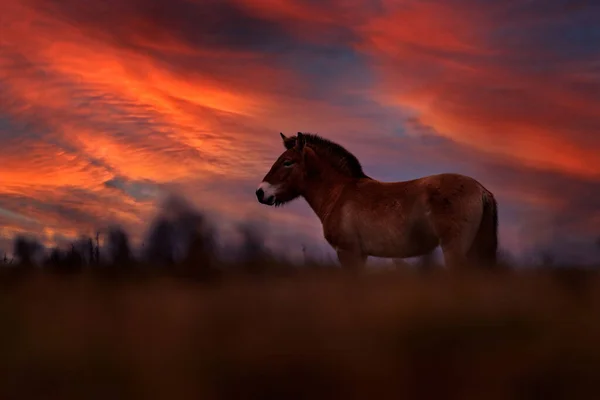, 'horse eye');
283,160,295,167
